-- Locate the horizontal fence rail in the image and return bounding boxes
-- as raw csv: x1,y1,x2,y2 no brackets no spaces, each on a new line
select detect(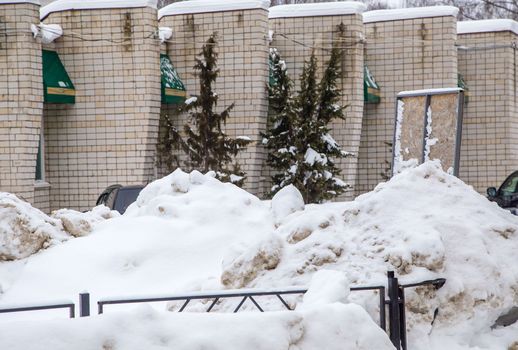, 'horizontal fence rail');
0,302,75,318
0,271,446,350
97,285,387,330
